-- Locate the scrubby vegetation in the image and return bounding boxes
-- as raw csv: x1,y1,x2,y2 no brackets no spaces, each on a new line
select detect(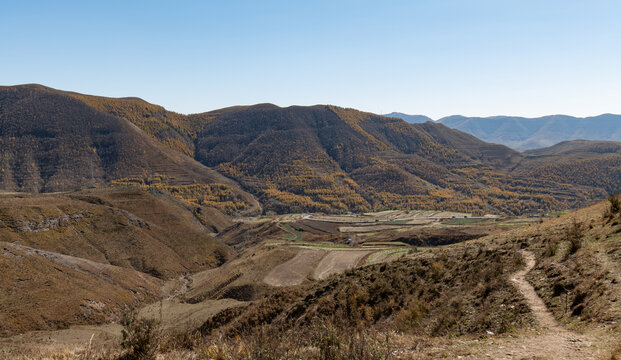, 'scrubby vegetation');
3,199,621,359
490,202,621,330
70,93,200,156
605,194,621,220
0,85,258,216
521,157,621,196
111,174,249,214
193,243,532,347
156,323,393,360
193,103,611,215
118,313,160,360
